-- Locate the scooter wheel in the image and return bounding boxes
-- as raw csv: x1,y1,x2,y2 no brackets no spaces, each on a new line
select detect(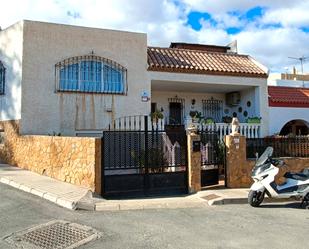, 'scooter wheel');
248,190,265,207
